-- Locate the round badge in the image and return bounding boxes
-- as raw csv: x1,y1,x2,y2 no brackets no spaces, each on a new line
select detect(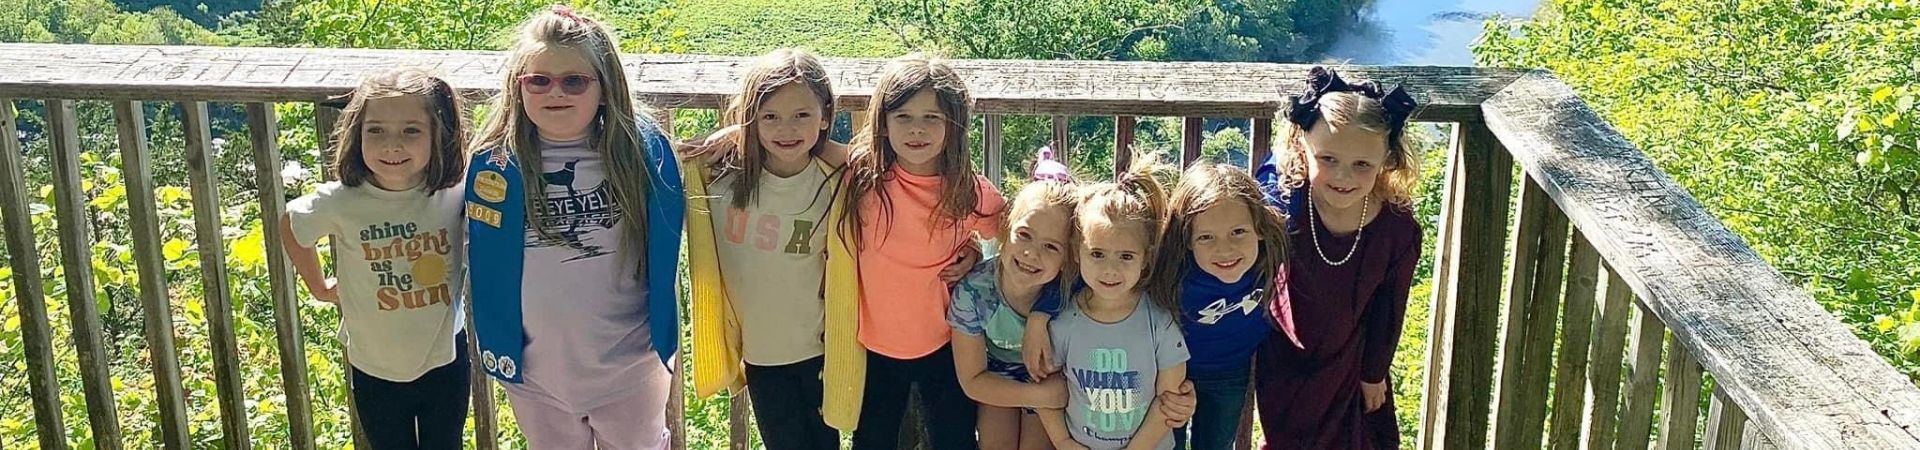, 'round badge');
482,350,499,372
499,356,518,378
475,170,509,203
